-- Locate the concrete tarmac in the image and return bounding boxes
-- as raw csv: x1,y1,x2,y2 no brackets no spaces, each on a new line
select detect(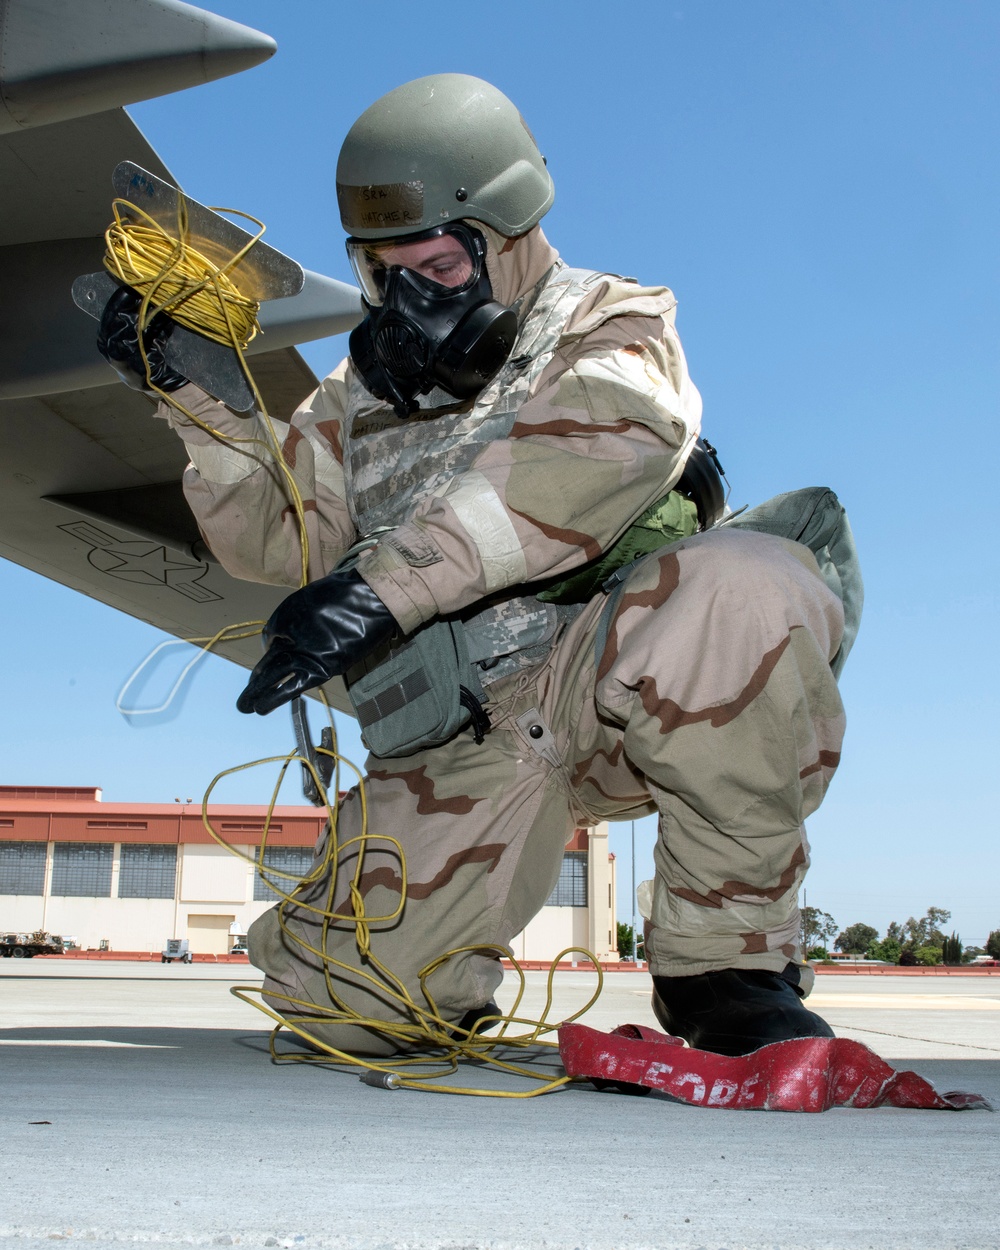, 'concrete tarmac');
1,961,998,1250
